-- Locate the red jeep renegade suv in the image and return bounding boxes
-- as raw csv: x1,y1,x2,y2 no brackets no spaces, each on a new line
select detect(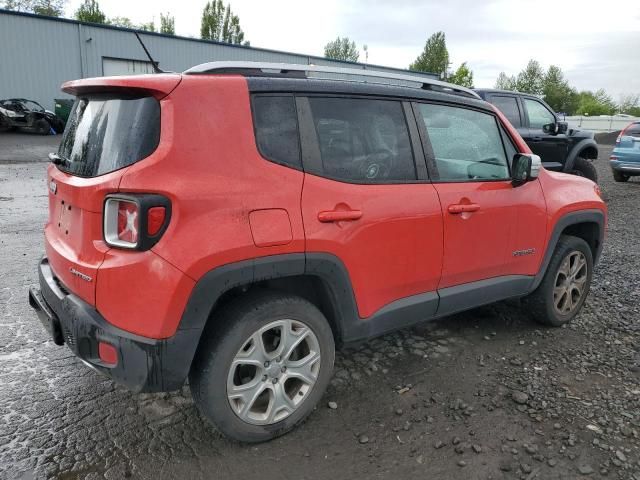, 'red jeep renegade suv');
29,62,606,442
